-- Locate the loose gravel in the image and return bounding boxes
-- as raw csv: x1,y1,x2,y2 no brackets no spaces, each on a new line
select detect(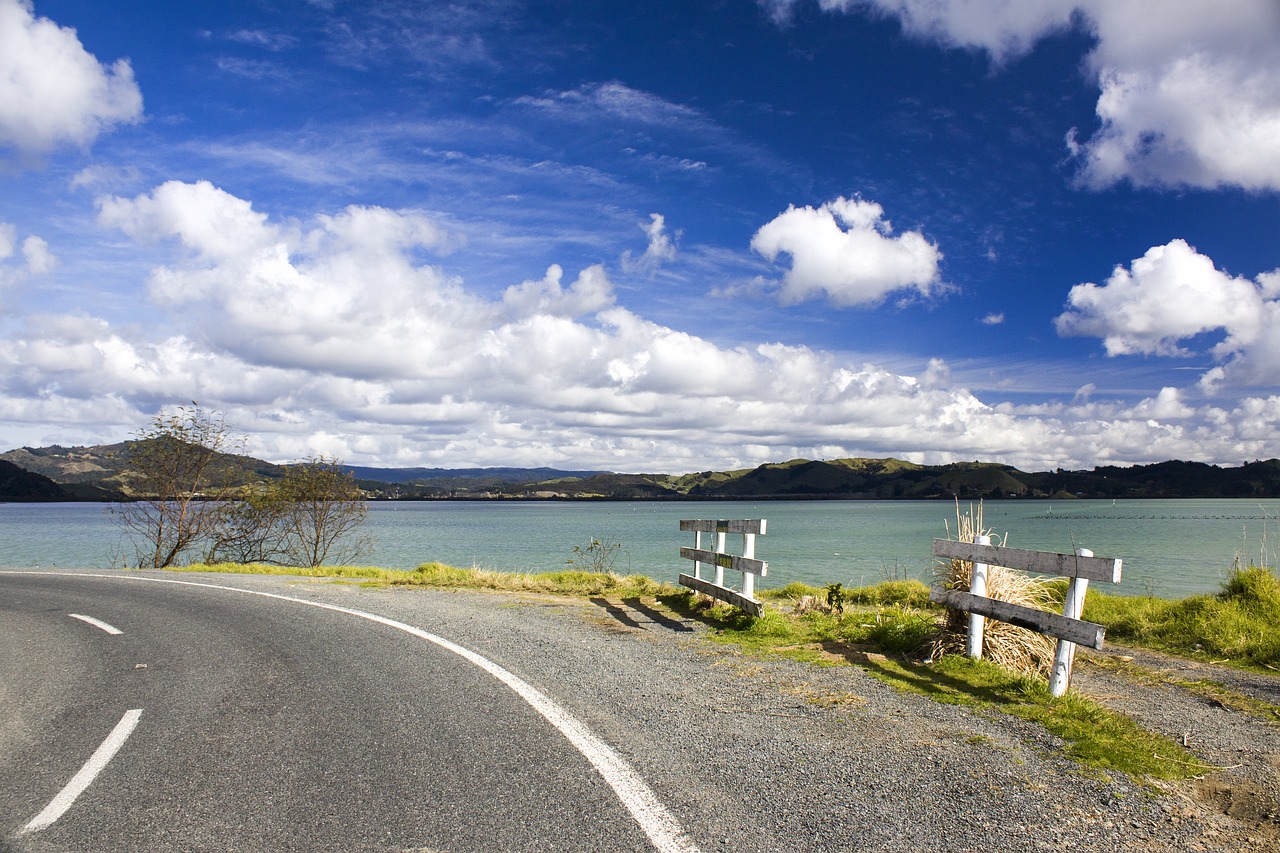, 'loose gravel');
182,575,1278,852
